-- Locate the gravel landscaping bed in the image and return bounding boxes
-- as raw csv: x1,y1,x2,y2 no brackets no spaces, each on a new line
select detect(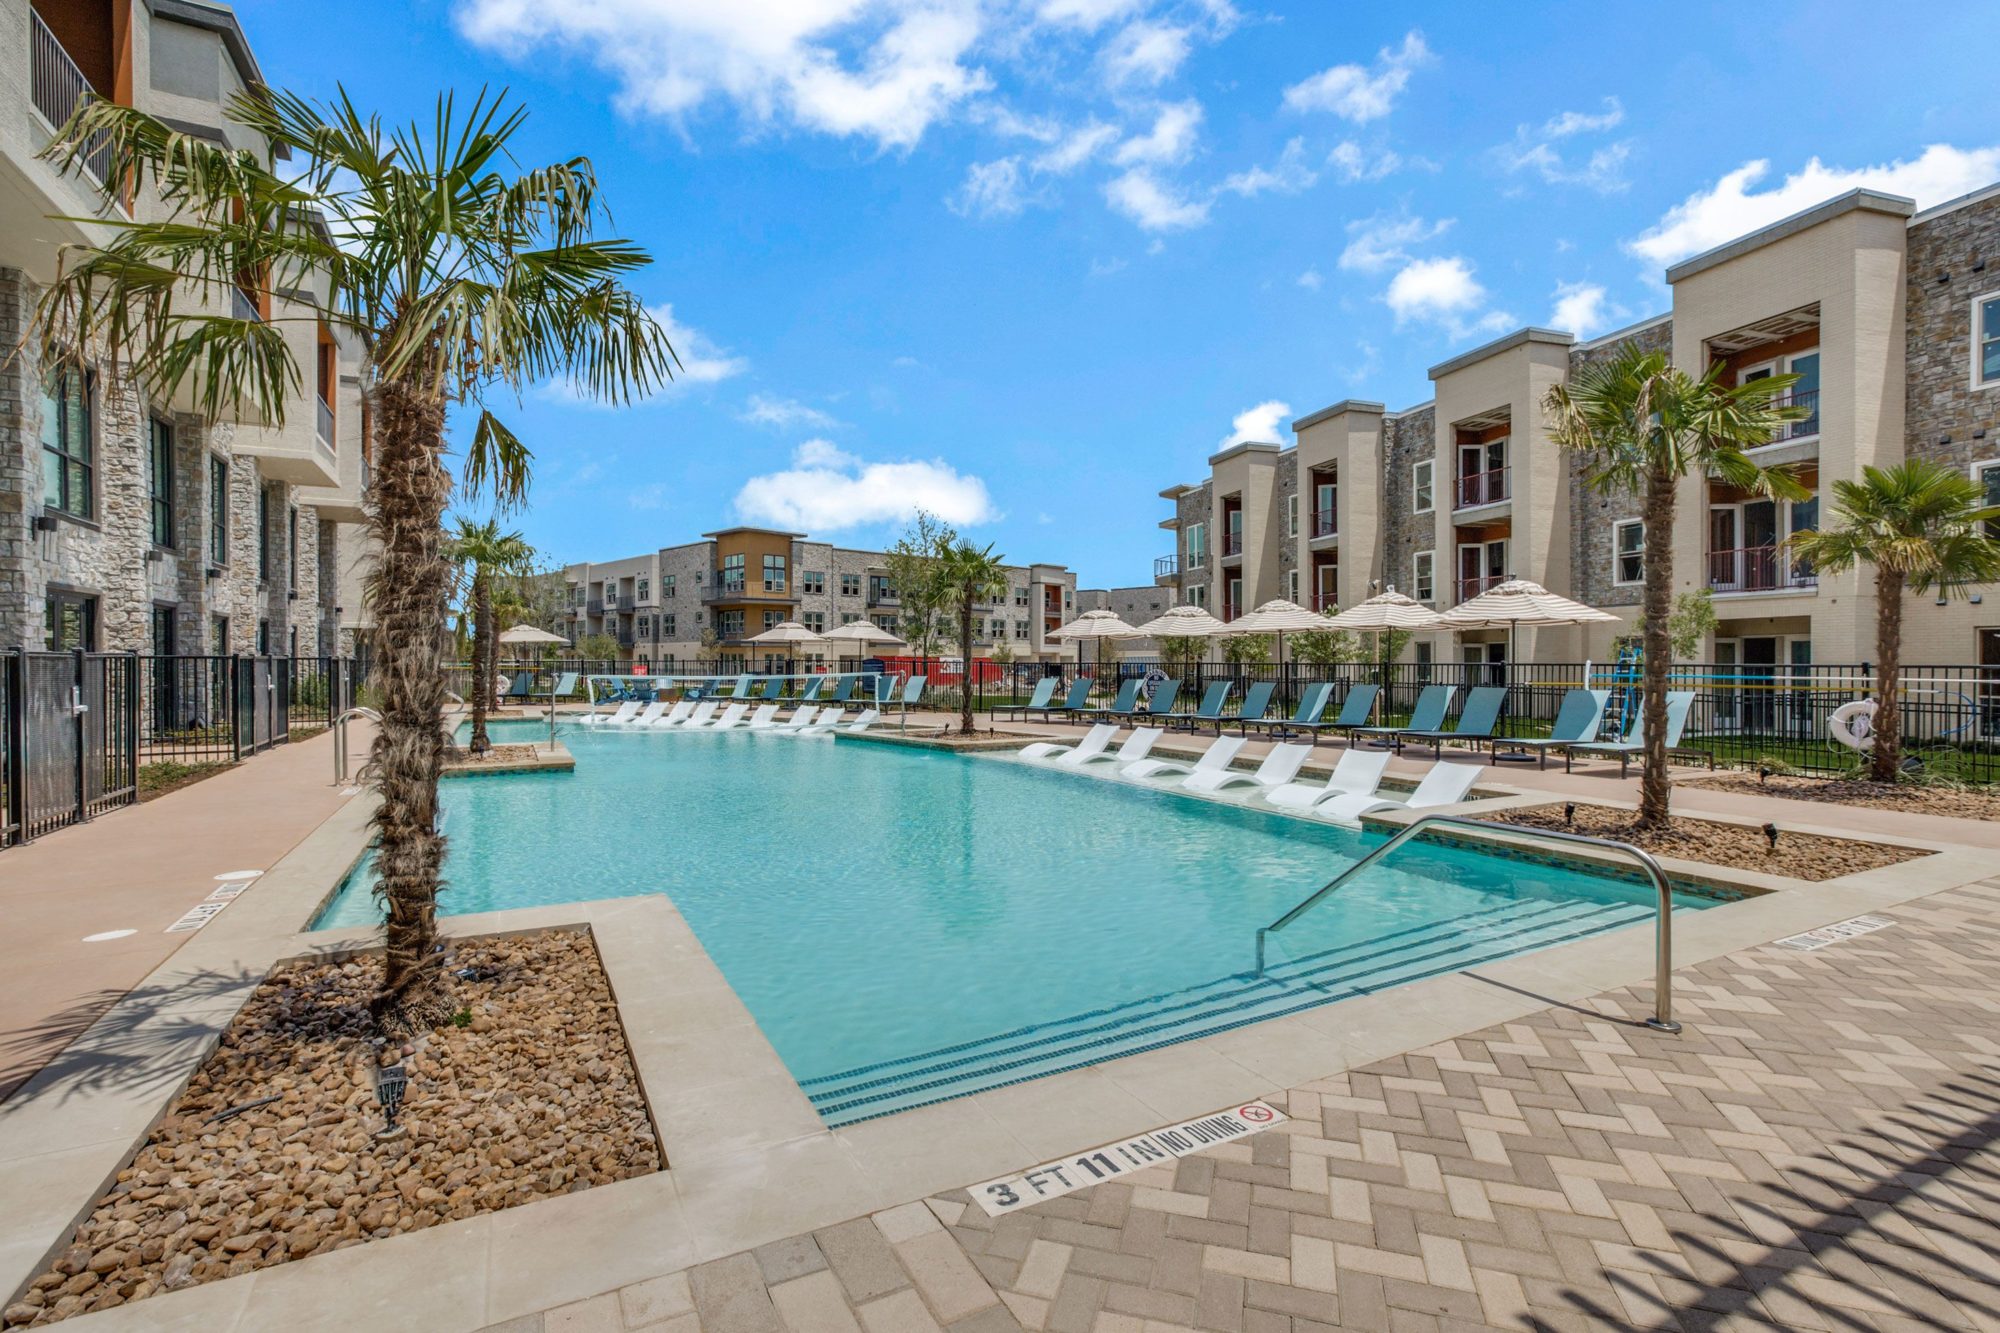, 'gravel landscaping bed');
5,930,659,1327
1681,771,2000,821
448,742,550,766
1477,804,1931,881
